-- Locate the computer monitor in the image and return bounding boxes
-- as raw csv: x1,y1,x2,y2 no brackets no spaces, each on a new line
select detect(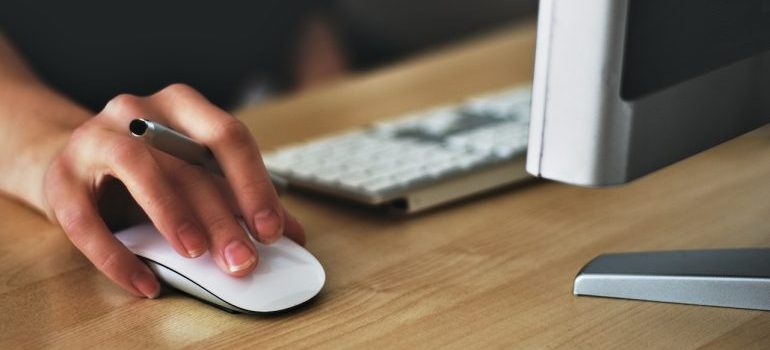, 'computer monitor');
526,0,770,310
527,0,770,186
